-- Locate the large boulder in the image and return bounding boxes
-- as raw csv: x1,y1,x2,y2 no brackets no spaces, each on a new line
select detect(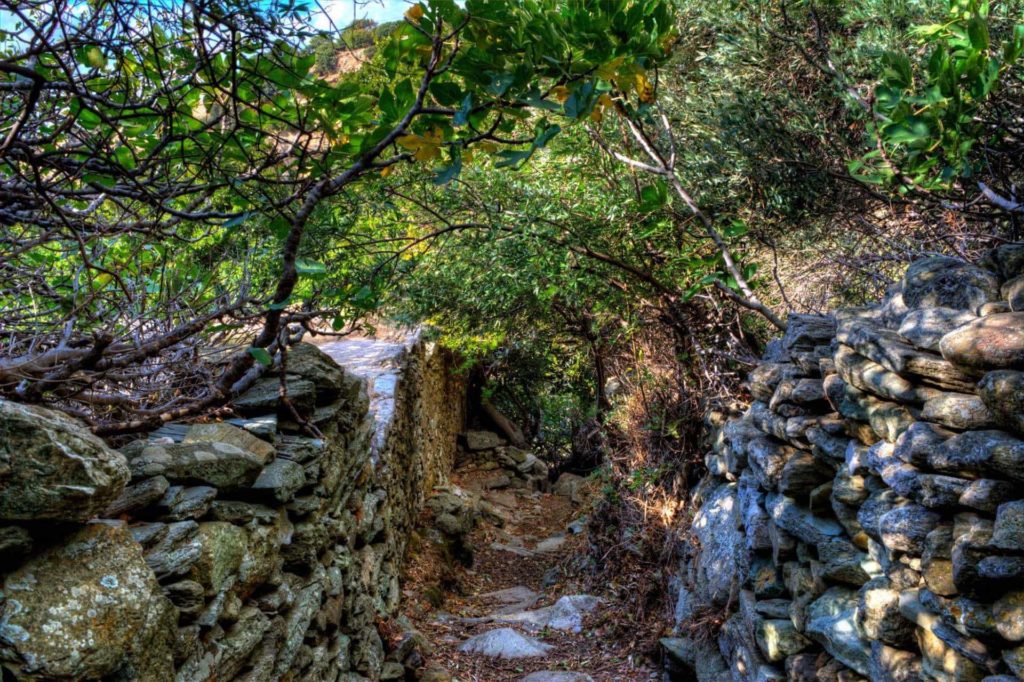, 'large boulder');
0,522,174,679
0,400,129,521
939,313,1024,370
900,256,1000,312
